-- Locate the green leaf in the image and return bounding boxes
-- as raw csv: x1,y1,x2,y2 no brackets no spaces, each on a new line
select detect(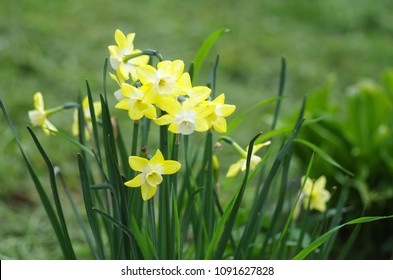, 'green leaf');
235,98,306,259
295,138,354,176
27,127,76,259
192,28,230,81
93,208,158,260
77,154,105,259
293,215,393,260
208,132,263,259
0,97,69,259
